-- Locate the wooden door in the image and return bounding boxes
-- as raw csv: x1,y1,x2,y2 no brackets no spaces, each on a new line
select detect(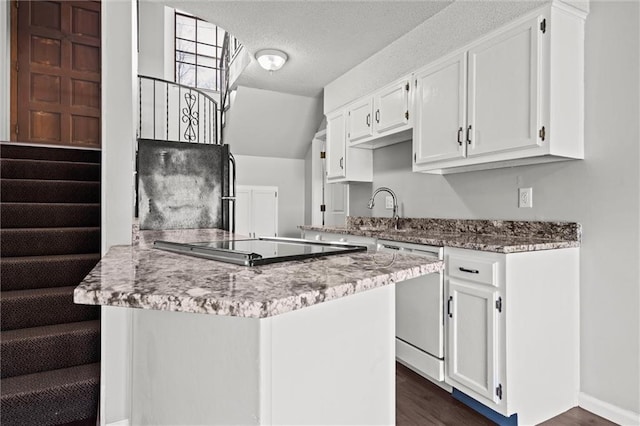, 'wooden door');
466,15,542,158
12,1,101,147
